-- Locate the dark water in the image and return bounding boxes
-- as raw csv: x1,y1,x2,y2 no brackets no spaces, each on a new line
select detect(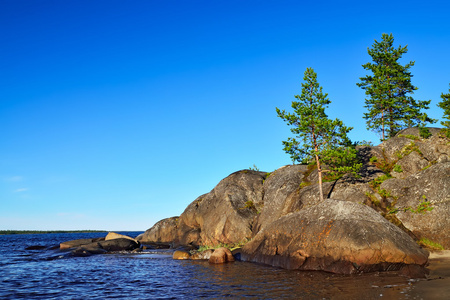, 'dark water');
0,232,429,299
